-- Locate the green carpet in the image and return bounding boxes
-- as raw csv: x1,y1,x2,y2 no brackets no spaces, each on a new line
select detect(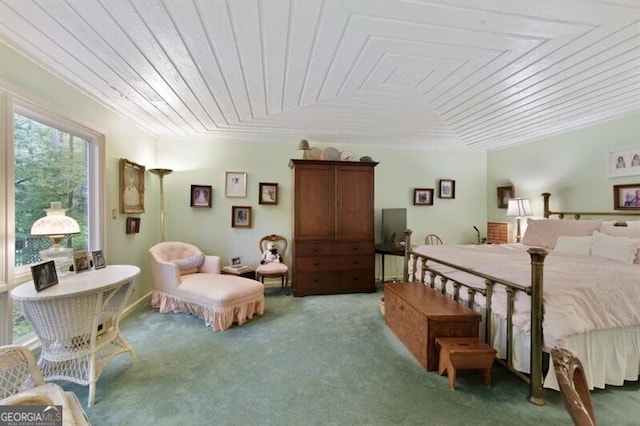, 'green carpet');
64,288,639,425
